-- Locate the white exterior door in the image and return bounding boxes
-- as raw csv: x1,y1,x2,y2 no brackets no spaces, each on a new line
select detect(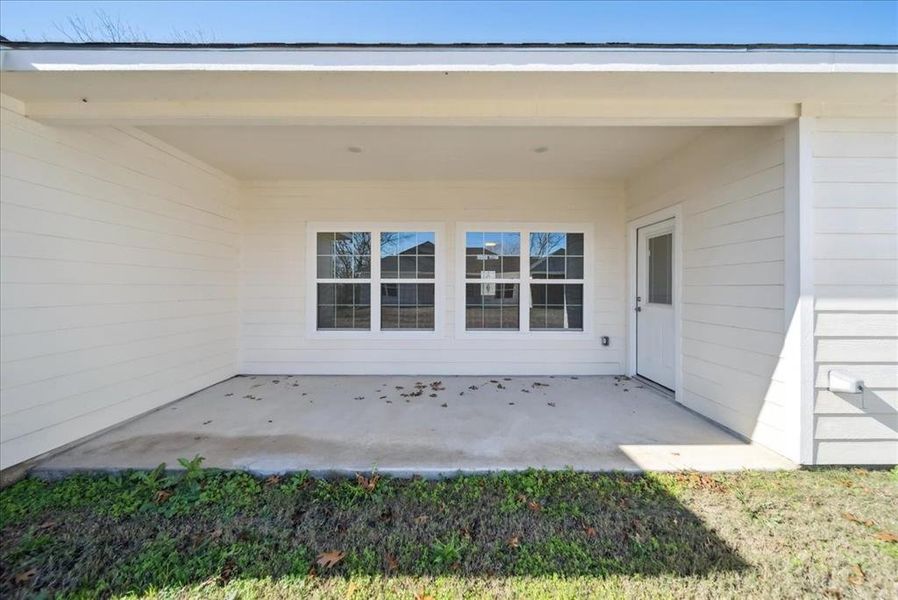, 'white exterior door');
636,219,676,389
